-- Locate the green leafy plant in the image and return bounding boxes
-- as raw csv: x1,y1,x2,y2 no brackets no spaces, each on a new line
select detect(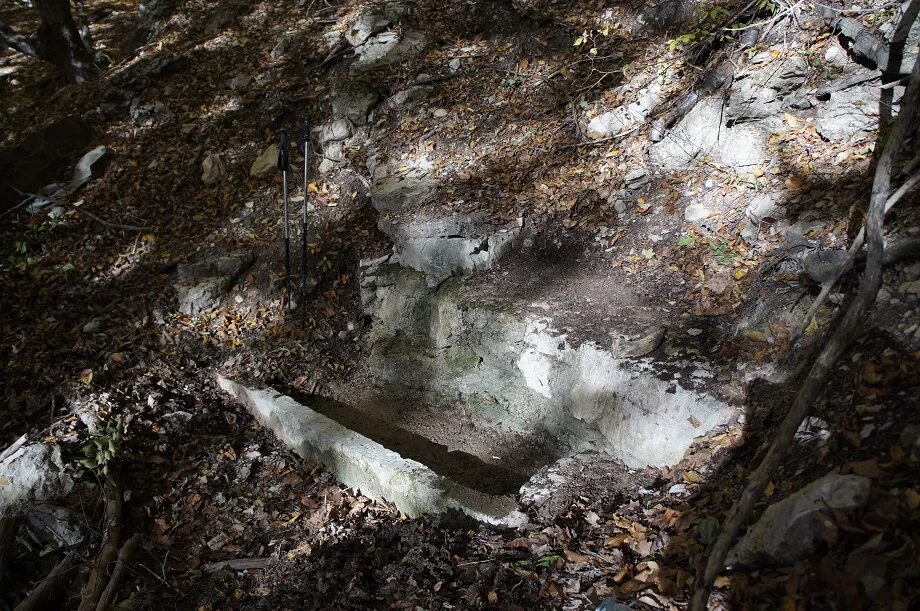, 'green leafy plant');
708,239,736,266
676,234,696,248
514,554,562,570
79,415,124,478
573,24,611,56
